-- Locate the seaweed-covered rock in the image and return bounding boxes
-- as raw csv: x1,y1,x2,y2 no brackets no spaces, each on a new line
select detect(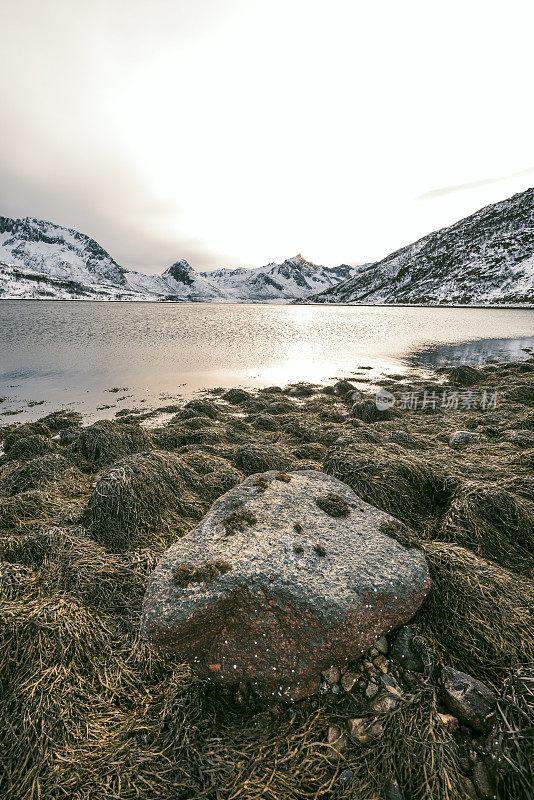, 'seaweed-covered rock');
499,429,534,449
447,365,483,387
183,398,221,419
37,410,83,432
441,667,496,731
389,625,426,672
285,383,316,398
351,399,400,423
234,443,294,475
73,420,153,467
324,442,453,525
332,380,355,396
3,423,51,453
6,434,56,462
141,470,430,700
1,454,76,496
88,450,243,551
223,388,252,405
249,414,280,432
505,384,534,406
